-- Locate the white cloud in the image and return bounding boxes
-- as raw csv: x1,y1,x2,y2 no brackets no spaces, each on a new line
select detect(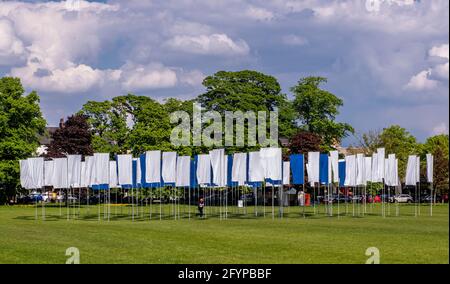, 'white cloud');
246,6,274,21
0,19,26,65
429,44,449,60
404,69,439,91
282,35,309,46
119,63,178,92
165,33,249,56
9,62,111,93
431,122,449,135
